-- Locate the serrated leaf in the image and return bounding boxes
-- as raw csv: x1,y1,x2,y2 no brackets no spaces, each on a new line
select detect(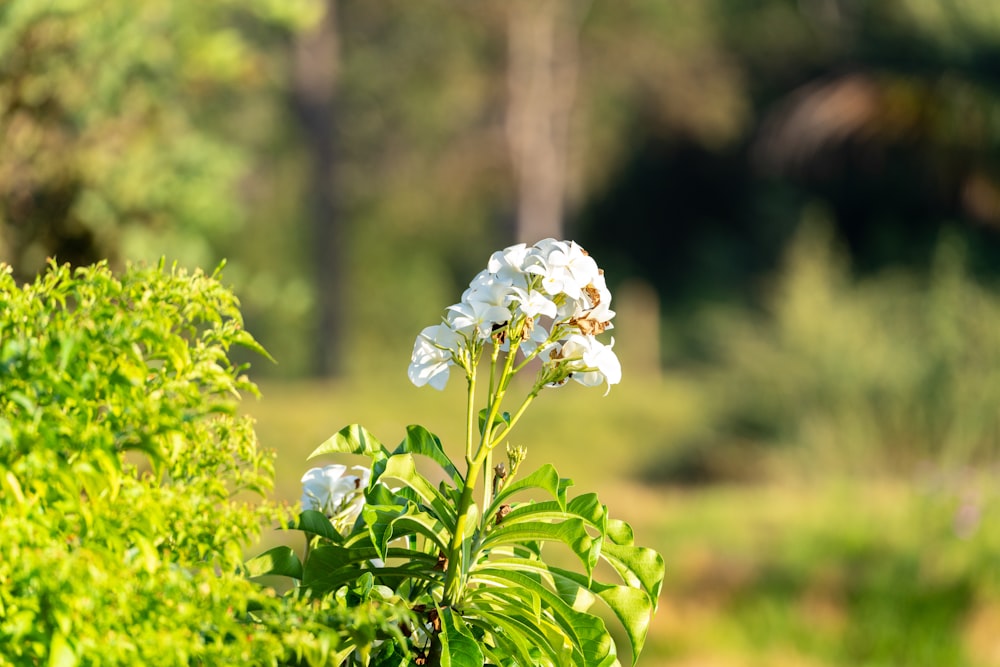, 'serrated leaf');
244,545,303,580
309,423,388,461
394,424,463,486
439,607,484,667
